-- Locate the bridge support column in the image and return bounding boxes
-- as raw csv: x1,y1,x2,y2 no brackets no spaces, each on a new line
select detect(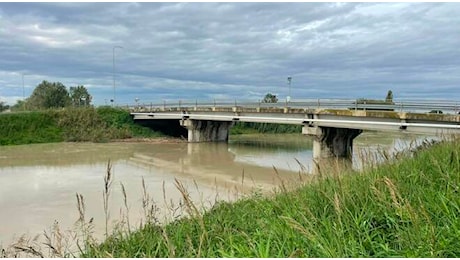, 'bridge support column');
302,126,362,160
181,119,233,142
